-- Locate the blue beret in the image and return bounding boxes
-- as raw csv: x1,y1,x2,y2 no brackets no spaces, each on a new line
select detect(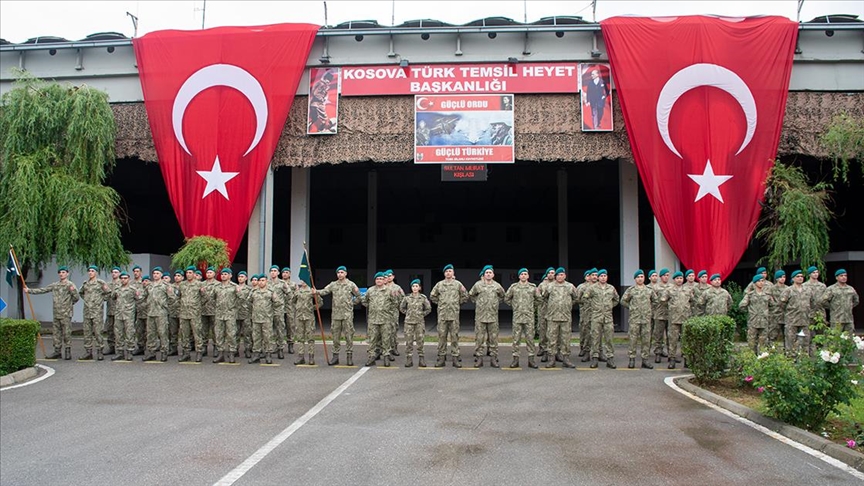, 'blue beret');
752,274,764,283
119,271,129,277
584,270,592,278
589,268,598,274
238,271,247,277
555,267,566,275
835,268,847,277
374,272,385,279
270,265,280,271
88,265,99,271
142,275,151,281
385,269,394,276
58,266,69,272
648,269,657,277
710,274,721,281
545,267,556,275
195,270,203,276
791,270,802,278
221,268,232,274
185,266,196,272
410,279,421,286
282,267,291,273
132,265,142,271
756,267,767,274
597,269,607,276
443,264,454,272
336,265,347,273
672,271,684,279
152,266,163,273
206,266,215,272
684,269,694,277
659,268,670,276
698,270,707,278
774,270,785,279
807,266,818,275
111,266,121,272
174,270,183,276
633,269,644,279
518,268,528,276
480,265,494,276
